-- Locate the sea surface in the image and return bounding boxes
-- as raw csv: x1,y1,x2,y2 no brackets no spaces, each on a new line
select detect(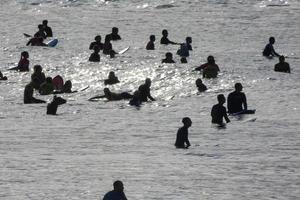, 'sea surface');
0,0,299,199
